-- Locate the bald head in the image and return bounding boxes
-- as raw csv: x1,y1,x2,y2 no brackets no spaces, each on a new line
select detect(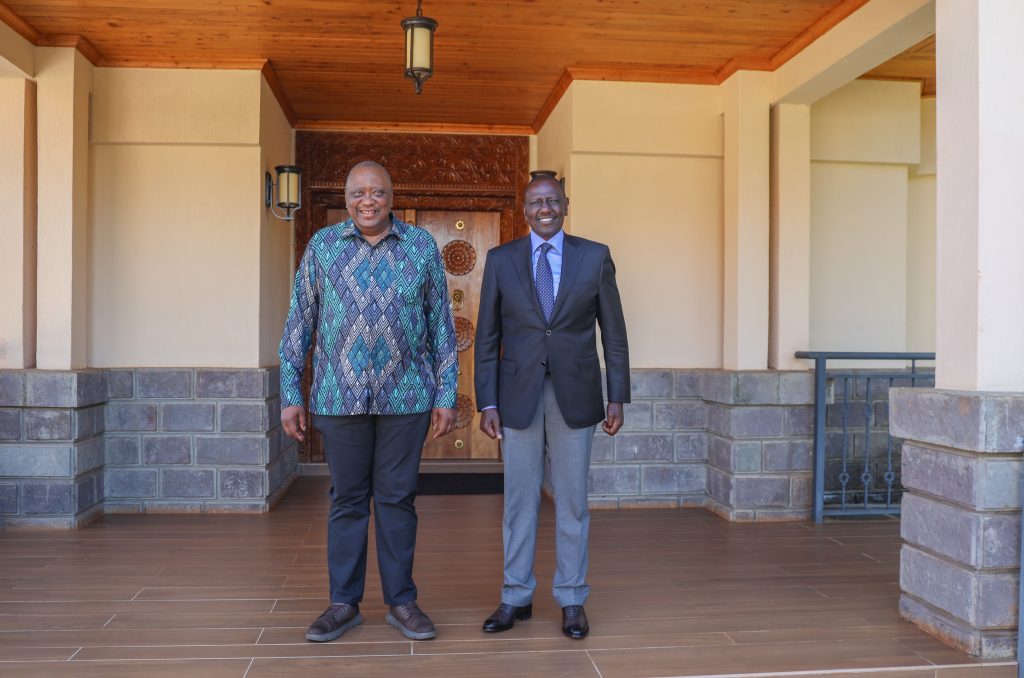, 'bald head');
347,160,393,192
